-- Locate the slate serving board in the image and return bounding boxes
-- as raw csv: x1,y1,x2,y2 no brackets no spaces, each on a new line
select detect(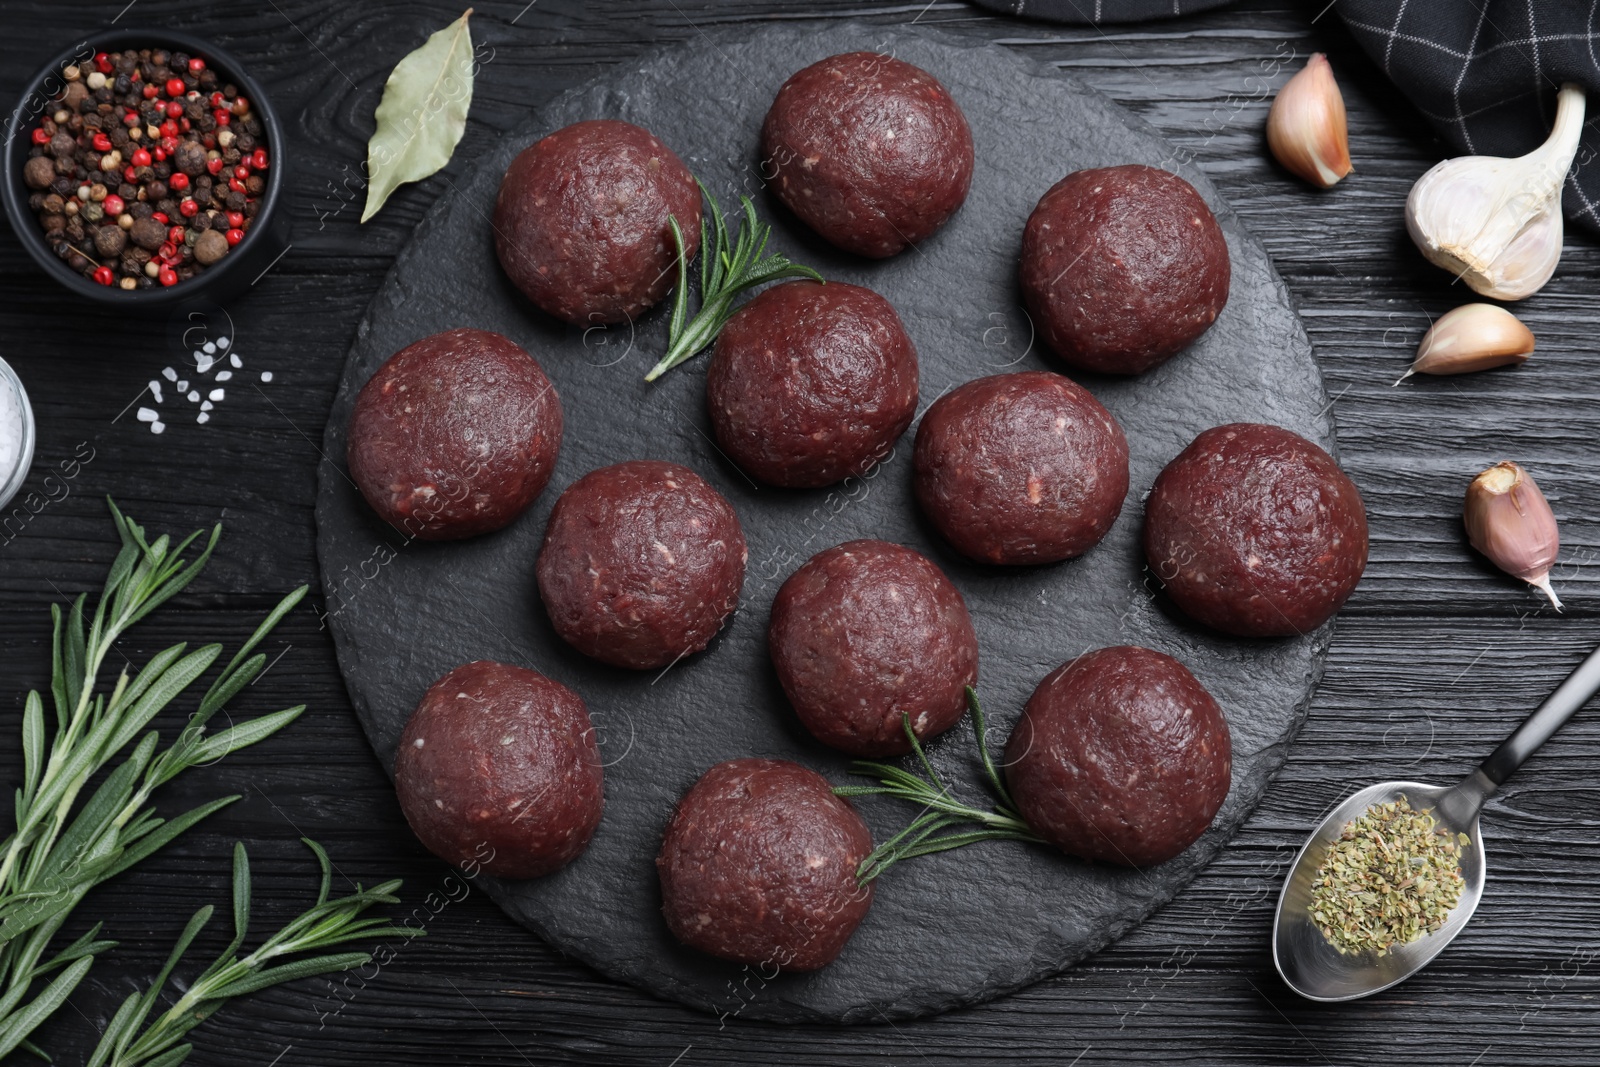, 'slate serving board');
314,20,1334,1024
